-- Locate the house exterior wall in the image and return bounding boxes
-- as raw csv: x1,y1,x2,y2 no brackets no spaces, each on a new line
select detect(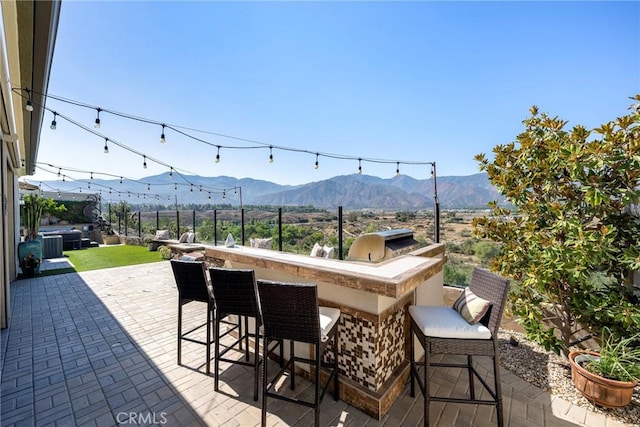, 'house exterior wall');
0,0,60,329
